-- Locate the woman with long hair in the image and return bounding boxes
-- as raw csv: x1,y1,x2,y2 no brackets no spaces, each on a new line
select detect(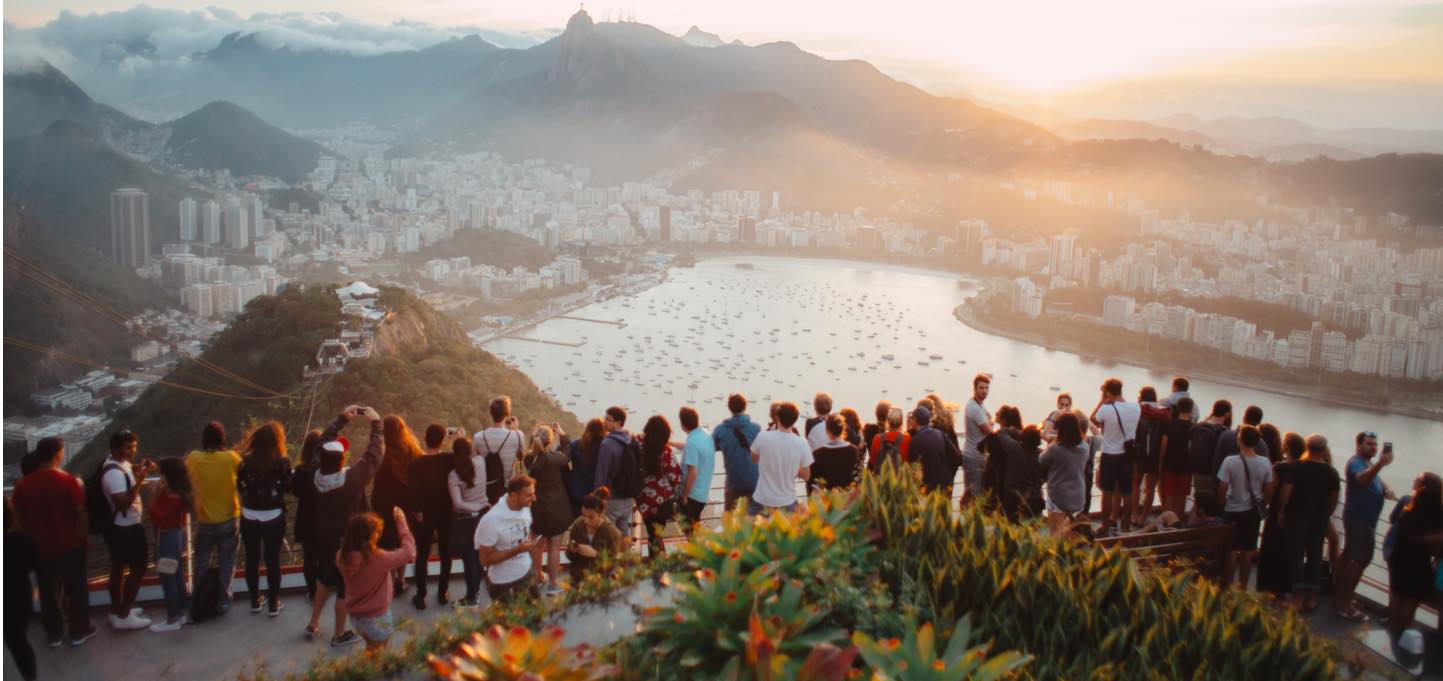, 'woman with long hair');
446,438,488,608
149,457,194,632
337,509,415,653
375,414,422,595
1131,386,1169,528
522,425,572,596
1256,430,1305,596
1039,411,1089,537
1387,472,1443,636
812,413,861,491
566,419,606,517
1042,393,1073,443
236,421,292,616
863,400,891,465
924,393,962,452
292,429,324,603
636,415,682,561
